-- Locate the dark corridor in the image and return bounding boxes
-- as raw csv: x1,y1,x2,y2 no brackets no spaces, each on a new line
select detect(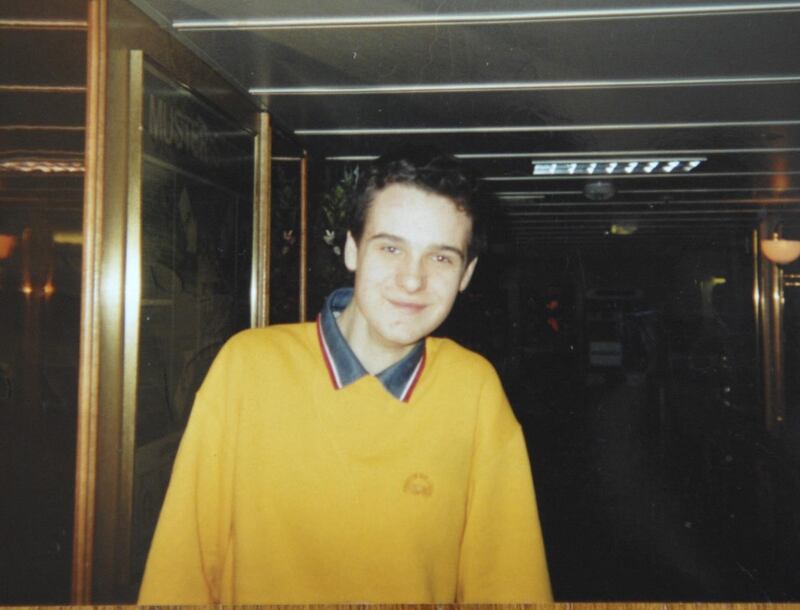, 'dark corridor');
442,236,800,601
